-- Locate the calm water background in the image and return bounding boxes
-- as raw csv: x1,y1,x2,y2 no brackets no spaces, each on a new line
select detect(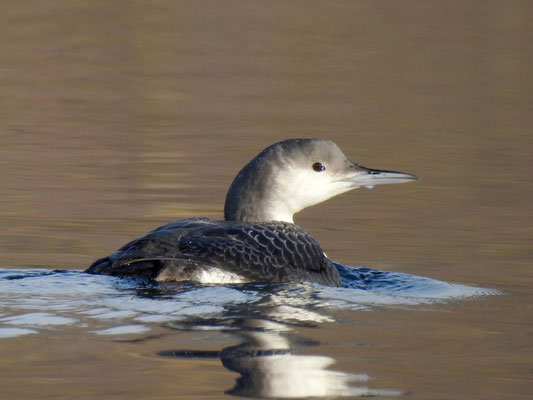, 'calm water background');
1,1,532,399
